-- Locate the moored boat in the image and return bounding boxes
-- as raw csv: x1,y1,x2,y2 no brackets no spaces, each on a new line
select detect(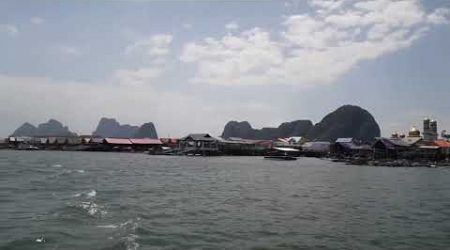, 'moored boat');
264,147,300,161
264,155,297,161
